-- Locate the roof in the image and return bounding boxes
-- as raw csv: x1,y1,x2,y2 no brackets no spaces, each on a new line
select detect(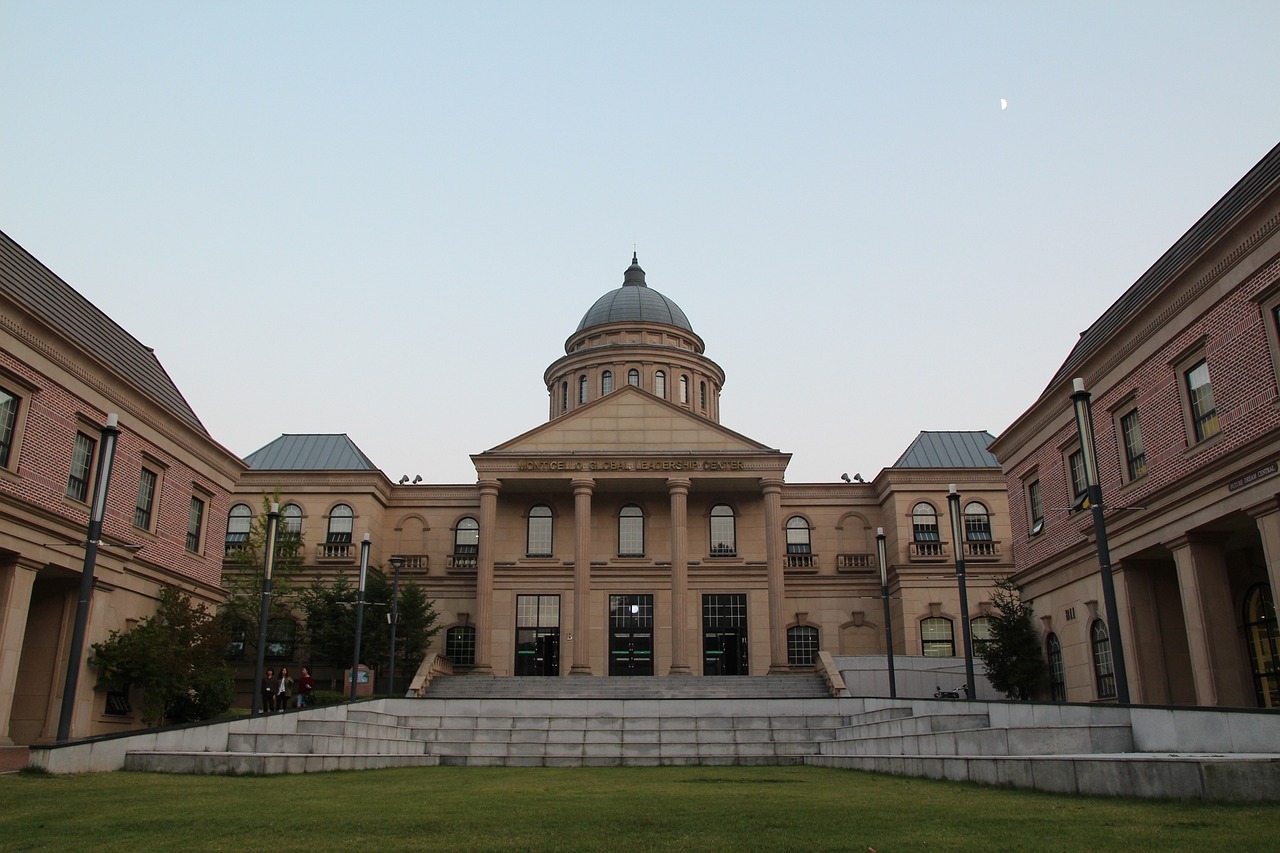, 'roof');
243,434,380,471
892,431,1000,469
1046,140,1280,394
0,229,207,434
576,254,693,333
